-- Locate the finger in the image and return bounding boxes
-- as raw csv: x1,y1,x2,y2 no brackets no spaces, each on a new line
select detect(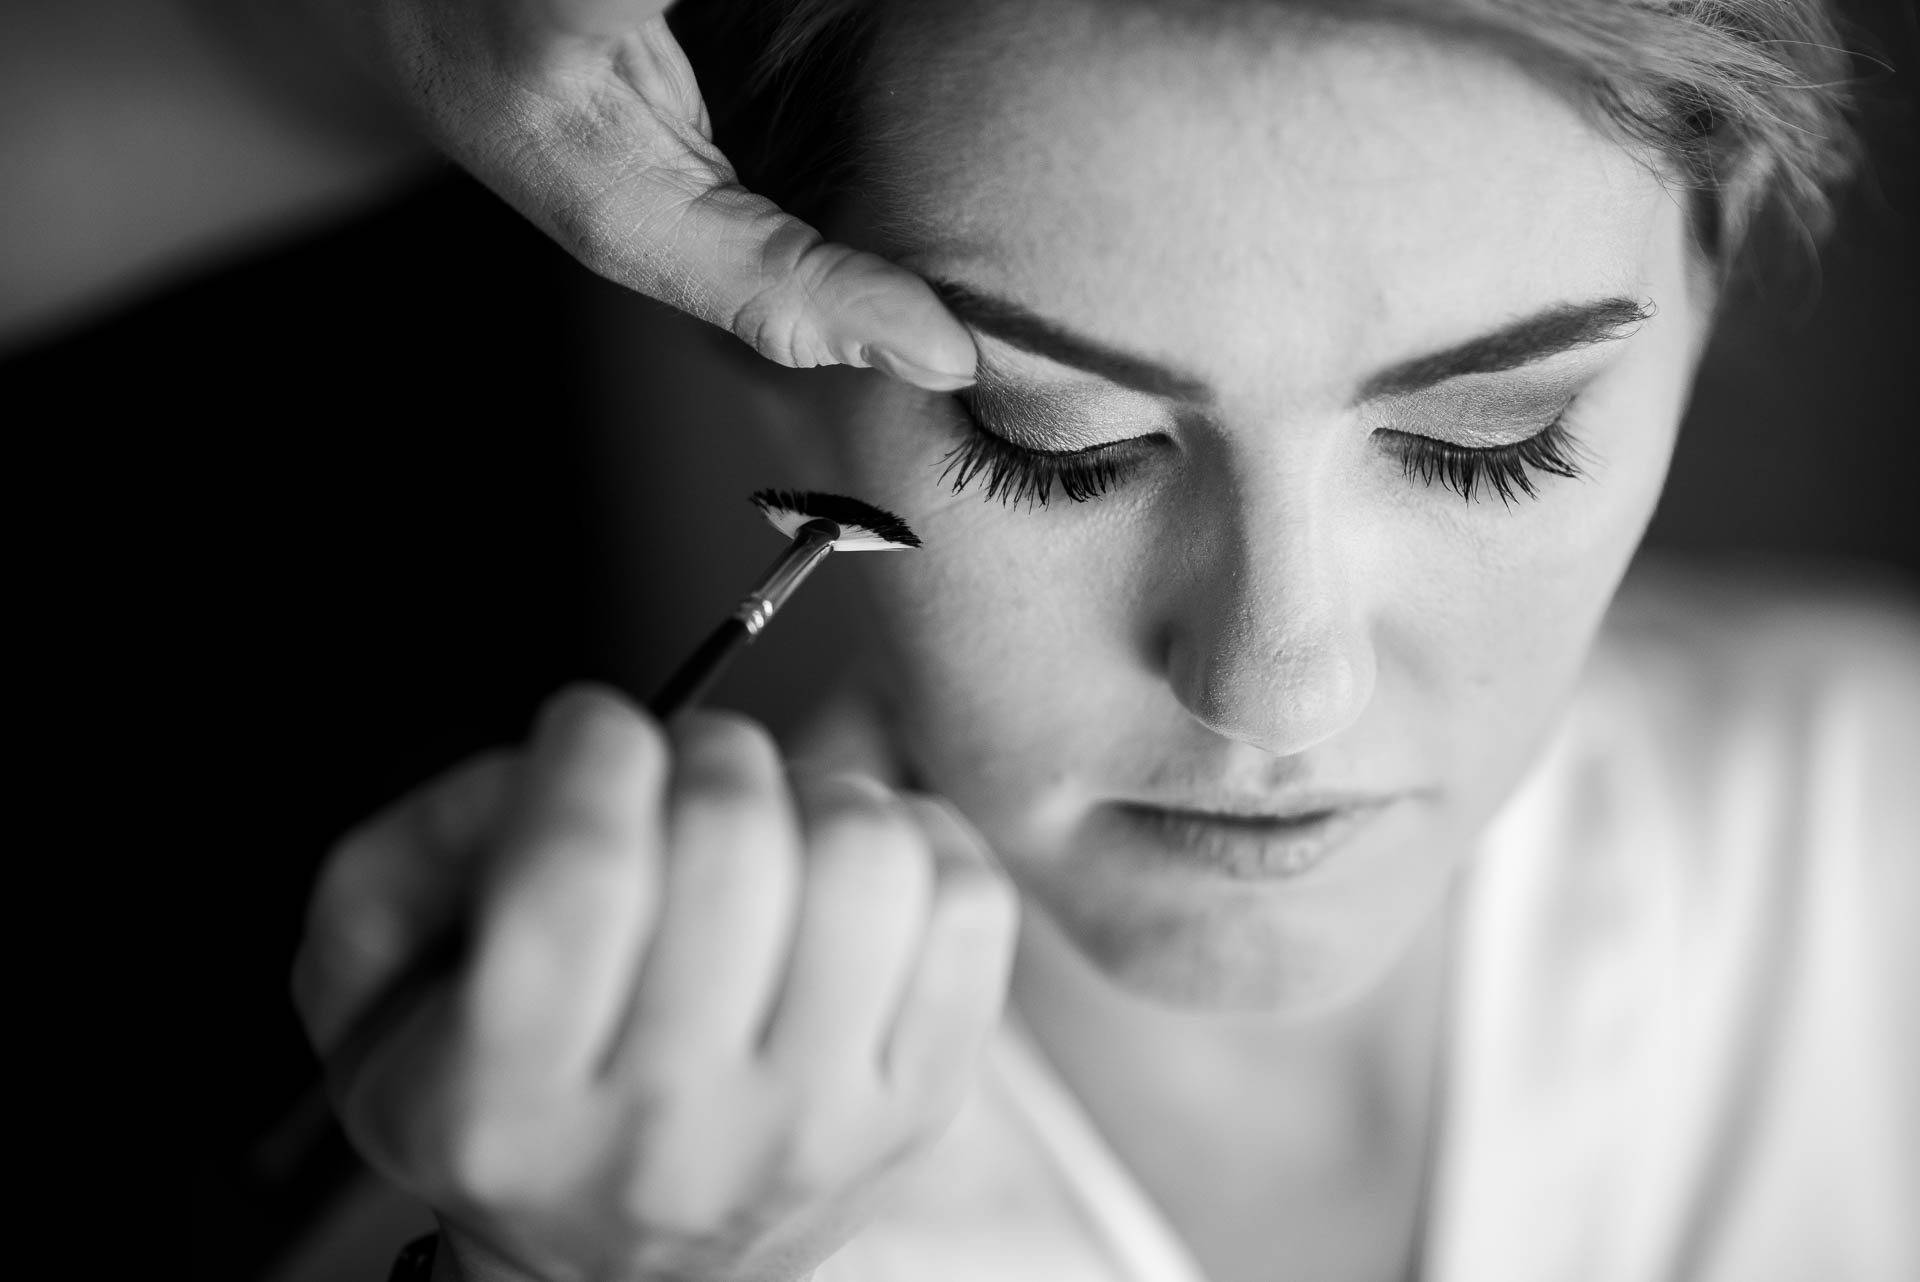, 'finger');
293,750,517,1055
478,18,979,390
881,797,1019,1108
760,774,934,1075
713,210,980,391
612,711,802,1066
463,684,667,1085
